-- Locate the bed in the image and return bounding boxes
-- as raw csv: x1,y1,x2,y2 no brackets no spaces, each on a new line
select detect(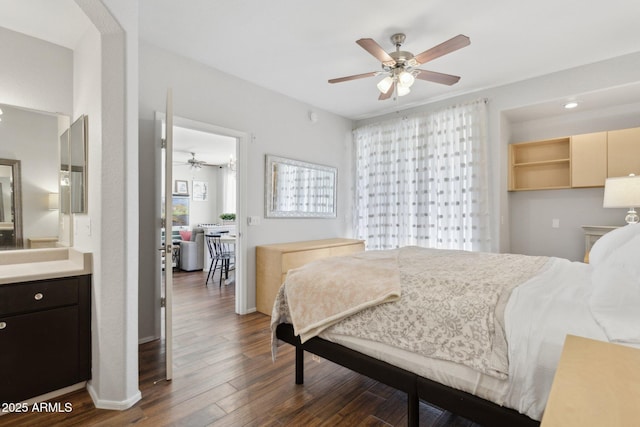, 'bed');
271,224,640,426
